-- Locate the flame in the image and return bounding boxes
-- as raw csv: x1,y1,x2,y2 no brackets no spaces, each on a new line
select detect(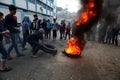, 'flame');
65,37,85,55
65,0,97,55
75,0,96,27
